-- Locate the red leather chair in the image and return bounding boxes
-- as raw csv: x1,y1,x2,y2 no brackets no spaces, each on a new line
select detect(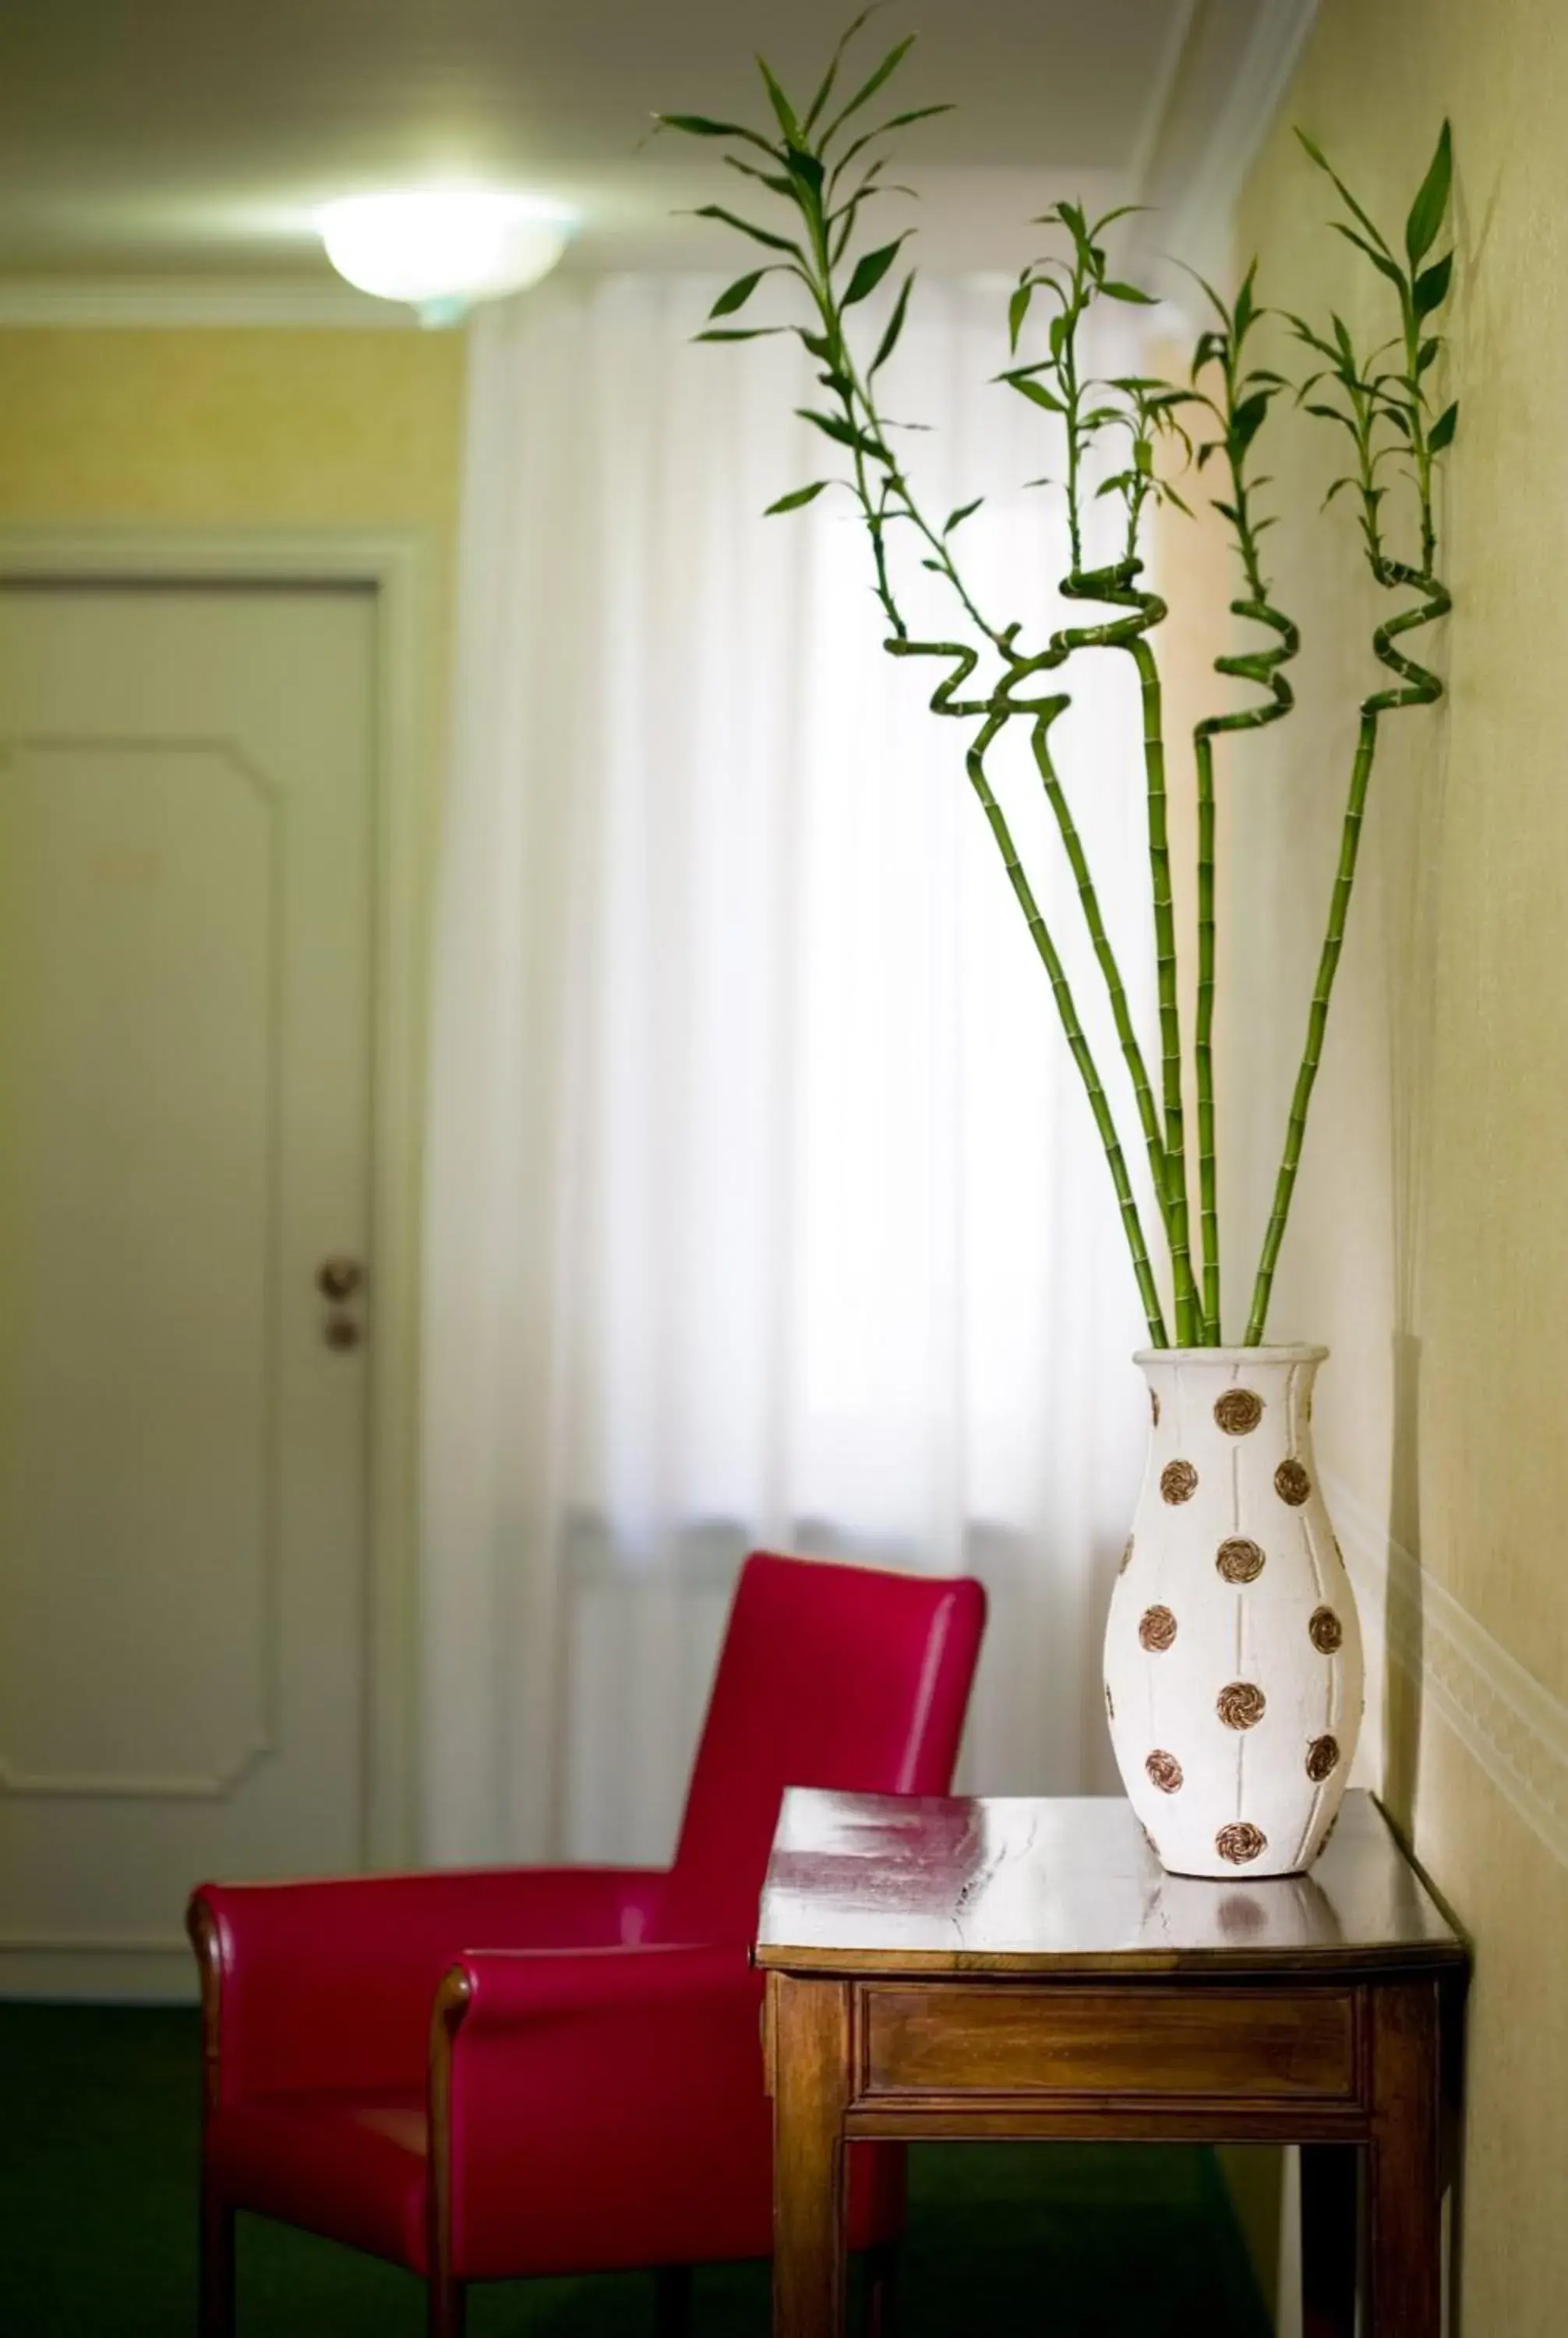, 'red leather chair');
188,1550,986,2335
